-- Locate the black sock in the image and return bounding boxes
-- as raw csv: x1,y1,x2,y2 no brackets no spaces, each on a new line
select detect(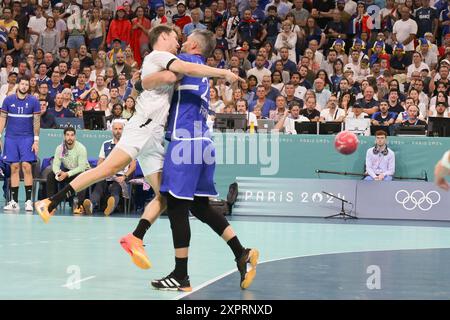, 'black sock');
25,185,32,202
132,219,151,240
10,187,19,203
174,257,188,280
227,236,245,259
49,184,75,212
